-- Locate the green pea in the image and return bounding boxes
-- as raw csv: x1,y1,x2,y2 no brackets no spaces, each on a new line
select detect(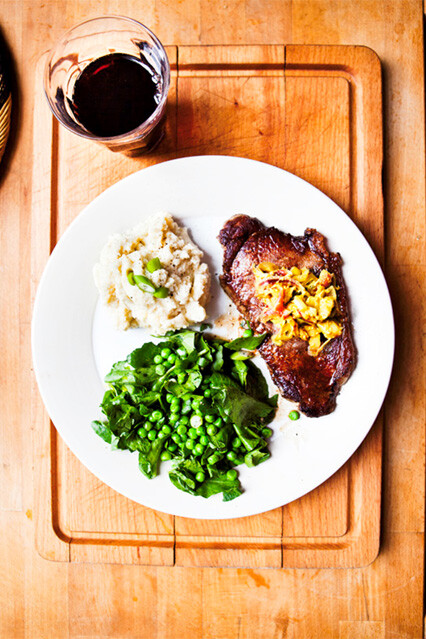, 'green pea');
289,410,300,421
208,454,219,465
147,430,157,441
171,433,181,444
226,450,237,462
177,372,186,384
242,328,253,337
203,388,212,398
143,421,151,430
179,415,189,426
185,439,195,450
188,428,198,439
146,257,162,273
161,348,171,358
226,469,238,480
165,393,174,403
157,431,167,440
155,364,166,376
196,426,206,436
213,417,223,427
152,381,162,392
194,443,205,455
176,347,187,359
153,354,163,364
200,435,209,446
198,356,208,368
195,471,206,482
206,425,217,436
161,425,172,435
190,414,203,428
170,403,180,414
177,424,187,436
137,427,147,438
261,427,273,438
191,397,202,409
205,414,215,423
151,410,163,421
160,451,172,461
232,437,241,449
167,442,178,452
167,353,177,364
169,413,180,424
